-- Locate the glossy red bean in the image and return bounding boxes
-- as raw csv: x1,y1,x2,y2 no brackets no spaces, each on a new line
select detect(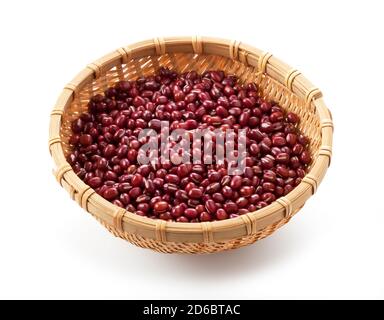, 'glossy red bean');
292,143,304,155
276,166,290,178
220,186,232,199
221,175,231,187
216,208,228,220
88,177,102,188
262,182,275,192
165,174,180,185
287,112,299,123
212,193,225,203
236,197,248,208
171,205,184,218
300,151,312,164
263,170,276,182
206,182,221,194
184,208,198,219
154,201,169,213
261,156,274,169
286,133,297,146
103,187,118,200
199,212,211,221
188,188,203,199
262,192,276,203
205,200,217,214
224,202,238,214
239,186,254,197
272,136,286,147
230,176,242,189
276,152,290,163
131,174,143,187
250,143,260,156
128,187,142,199
79,134,93,146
